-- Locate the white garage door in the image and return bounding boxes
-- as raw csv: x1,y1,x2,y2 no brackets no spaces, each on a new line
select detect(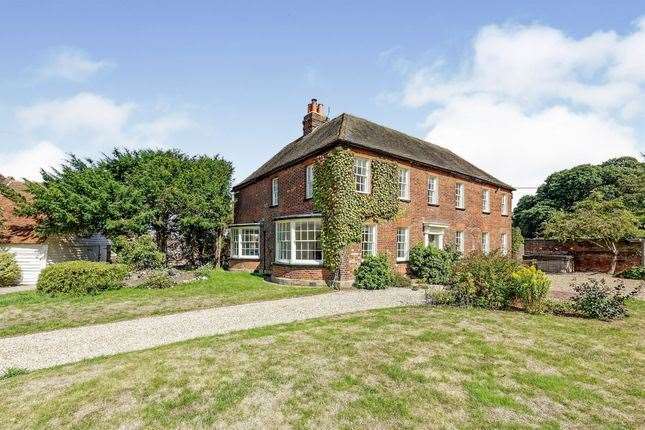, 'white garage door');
2,244,47,286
